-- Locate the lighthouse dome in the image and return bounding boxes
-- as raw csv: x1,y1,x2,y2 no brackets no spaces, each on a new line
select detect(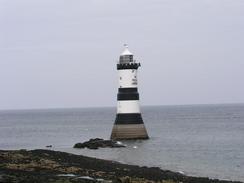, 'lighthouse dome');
119,45,133,64
120,46,133,56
